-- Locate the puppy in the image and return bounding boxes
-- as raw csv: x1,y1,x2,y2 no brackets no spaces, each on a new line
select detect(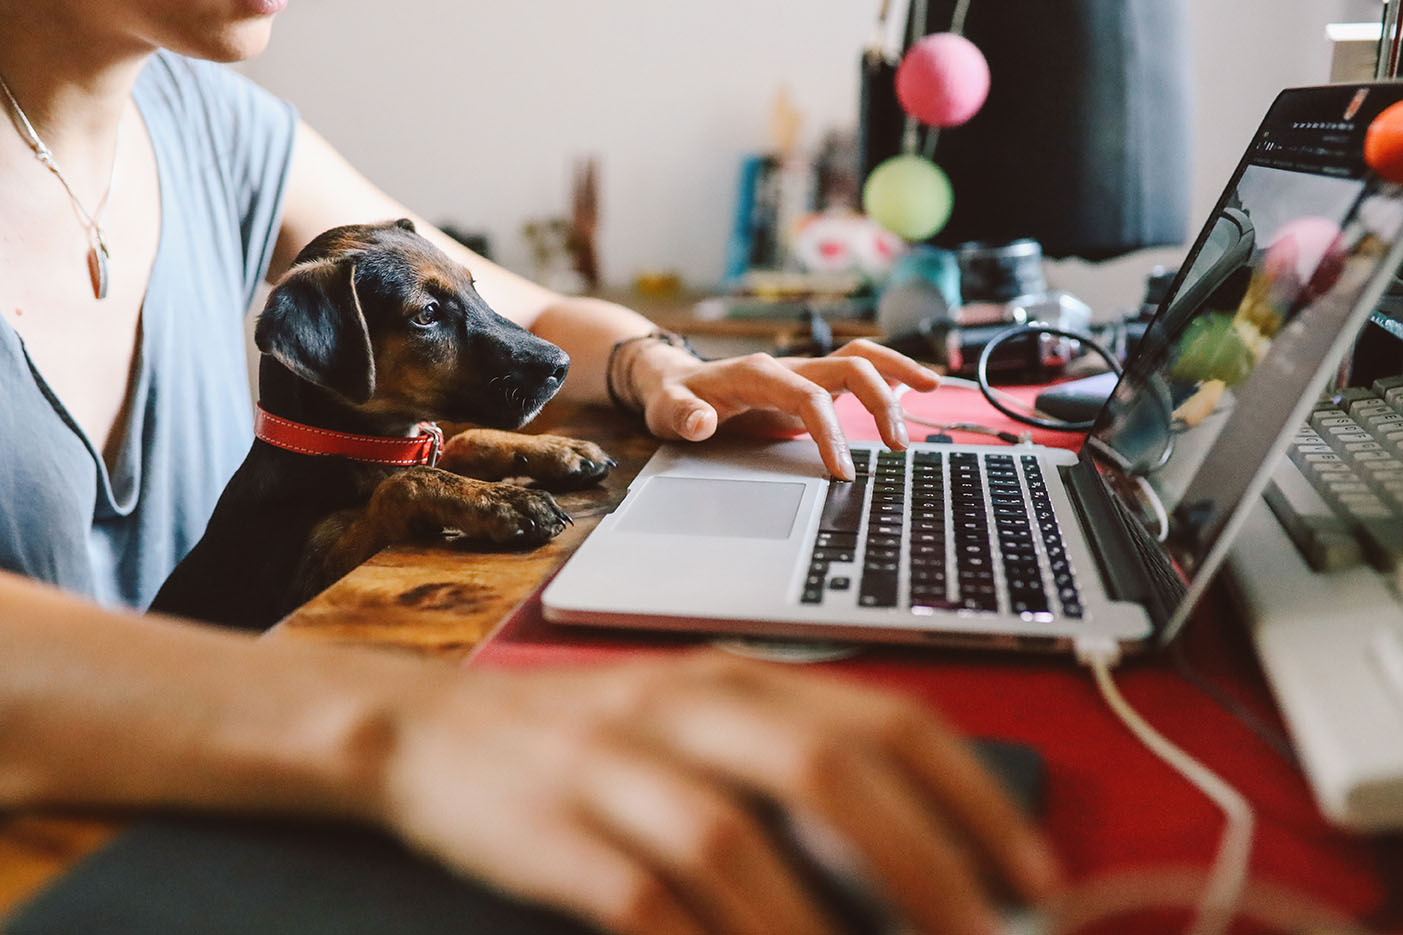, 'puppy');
151,219,613,629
